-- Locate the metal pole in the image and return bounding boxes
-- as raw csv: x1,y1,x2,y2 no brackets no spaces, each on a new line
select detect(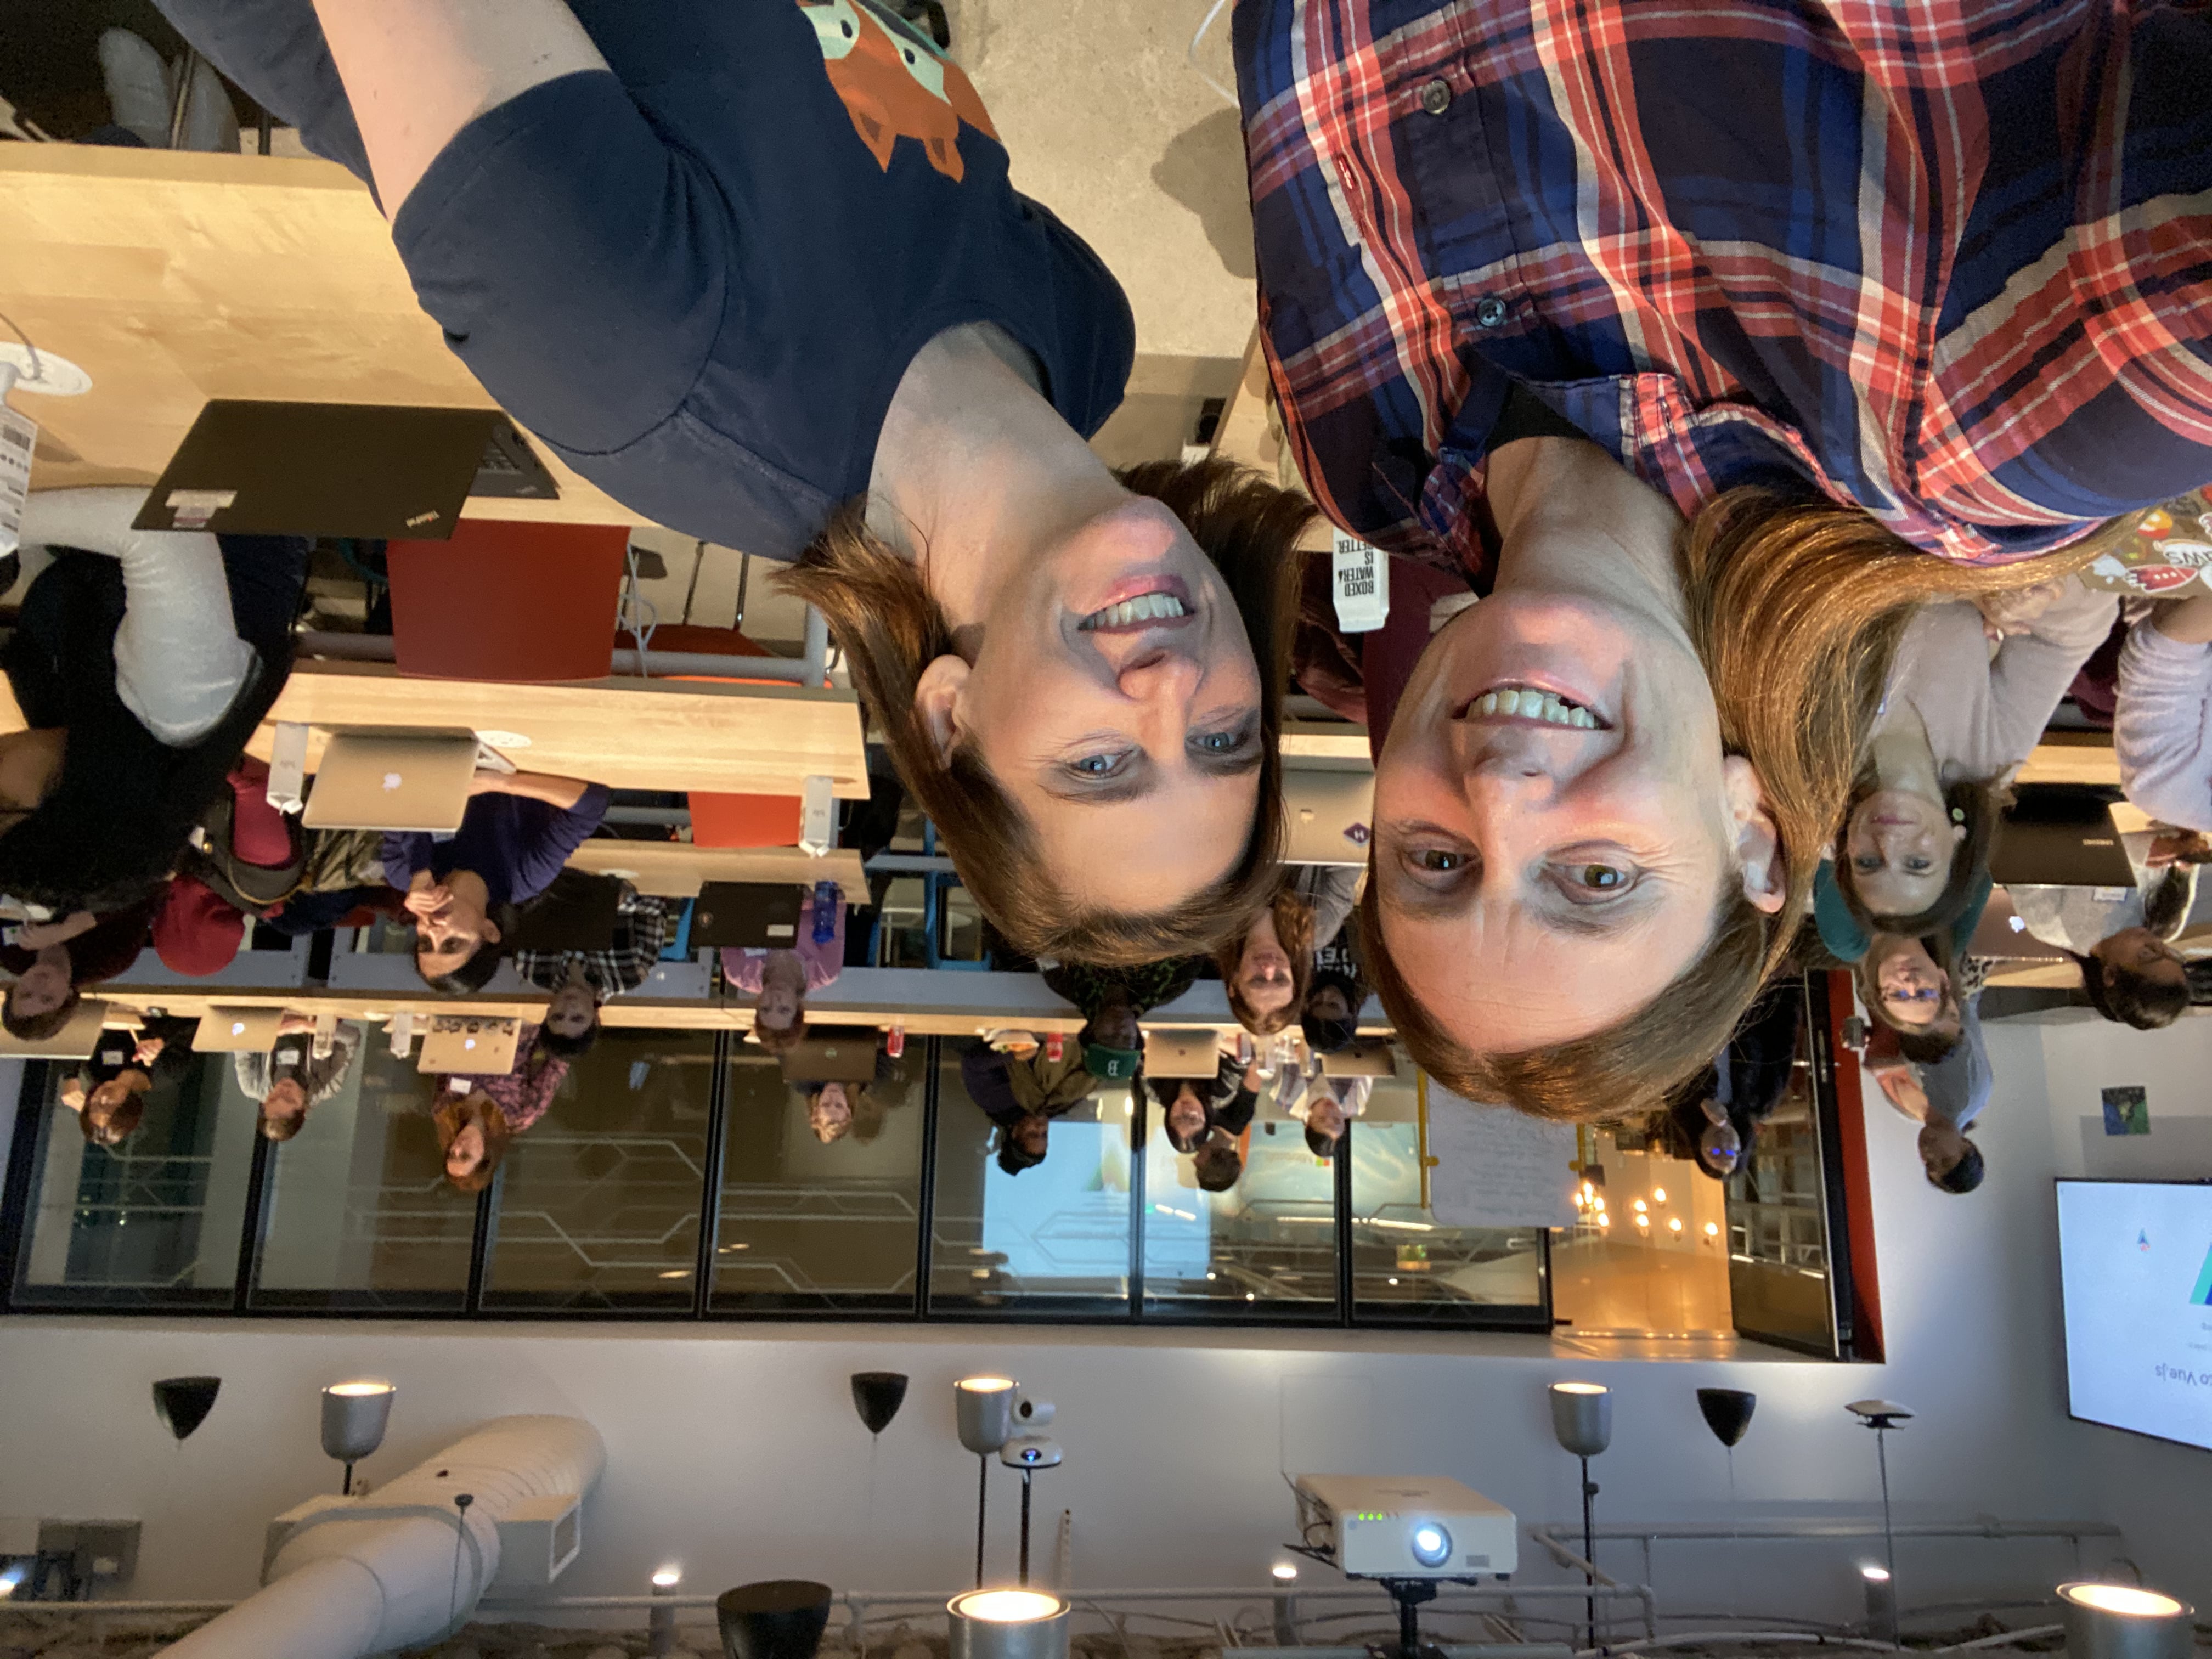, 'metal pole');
1581,1455,1596,1649
975,1455,989,1588
166,49,203,150
1019,1470,1033,1585
802,605,830,687
342,1462,355,1497
1876,1427,1898,1643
